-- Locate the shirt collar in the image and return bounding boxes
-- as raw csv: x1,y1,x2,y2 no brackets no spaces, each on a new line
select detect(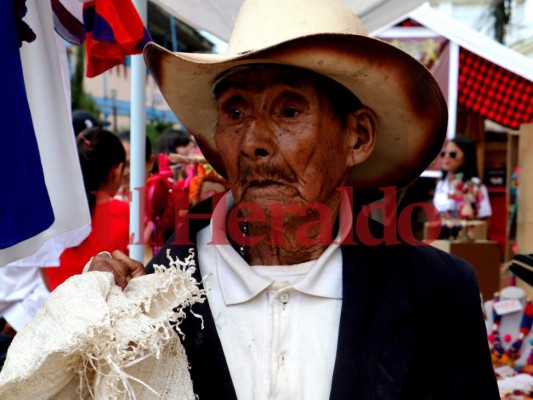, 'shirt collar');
209,192,352,305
